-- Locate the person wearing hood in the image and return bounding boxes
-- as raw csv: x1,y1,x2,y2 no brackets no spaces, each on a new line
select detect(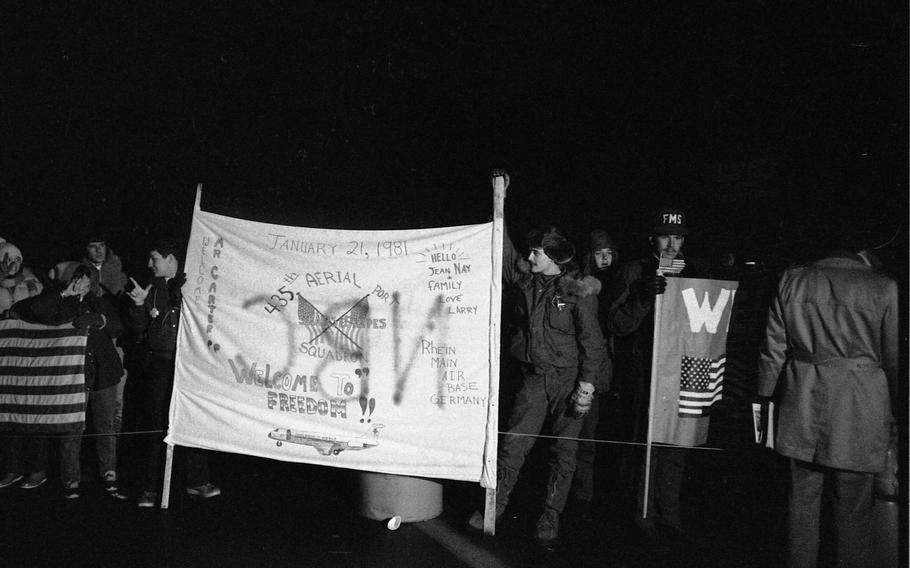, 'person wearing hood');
0,239,42,318
569,229,618,520
0,239,47,491
468,171,609,547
